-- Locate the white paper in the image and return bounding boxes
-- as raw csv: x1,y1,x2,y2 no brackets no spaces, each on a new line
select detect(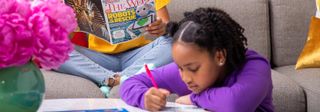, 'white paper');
316,11,320,18
37,99,145,112
37,98,207,112
163,102,208,112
